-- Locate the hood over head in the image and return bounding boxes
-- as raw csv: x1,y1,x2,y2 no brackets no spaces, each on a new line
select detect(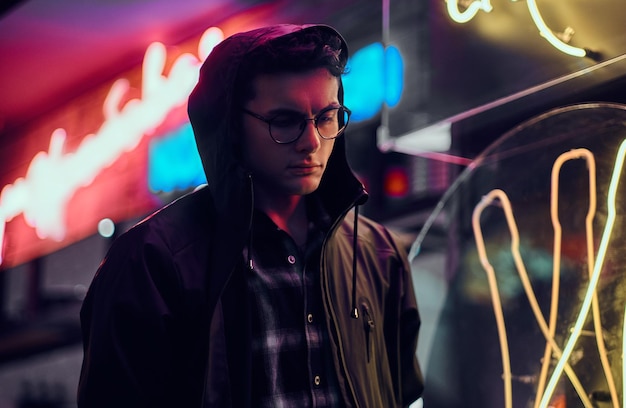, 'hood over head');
187,24,369,322
187,24,367,222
